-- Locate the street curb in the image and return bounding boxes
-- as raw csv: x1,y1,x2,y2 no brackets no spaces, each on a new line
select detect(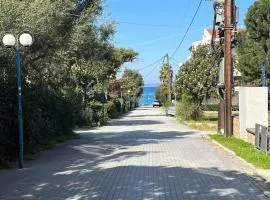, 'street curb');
202,134,270,198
